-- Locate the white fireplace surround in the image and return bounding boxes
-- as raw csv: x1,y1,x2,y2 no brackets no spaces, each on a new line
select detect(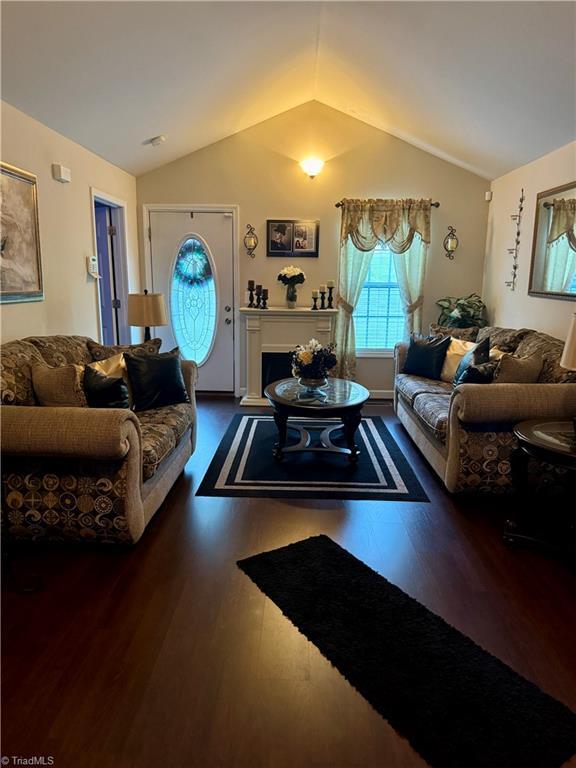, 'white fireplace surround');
239,306,338,406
